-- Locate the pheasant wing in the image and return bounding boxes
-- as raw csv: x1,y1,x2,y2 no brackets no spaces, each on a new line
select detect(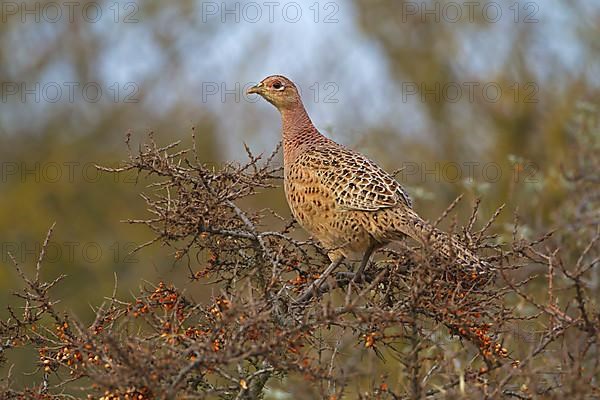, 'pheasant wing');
299,148,412,211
